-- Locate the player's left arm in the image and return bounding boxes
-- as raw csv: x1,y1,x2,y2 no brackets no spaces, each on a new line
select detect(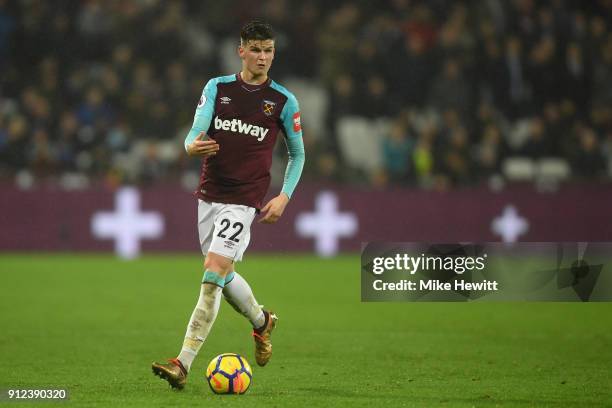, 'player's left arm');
259,95,305,224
